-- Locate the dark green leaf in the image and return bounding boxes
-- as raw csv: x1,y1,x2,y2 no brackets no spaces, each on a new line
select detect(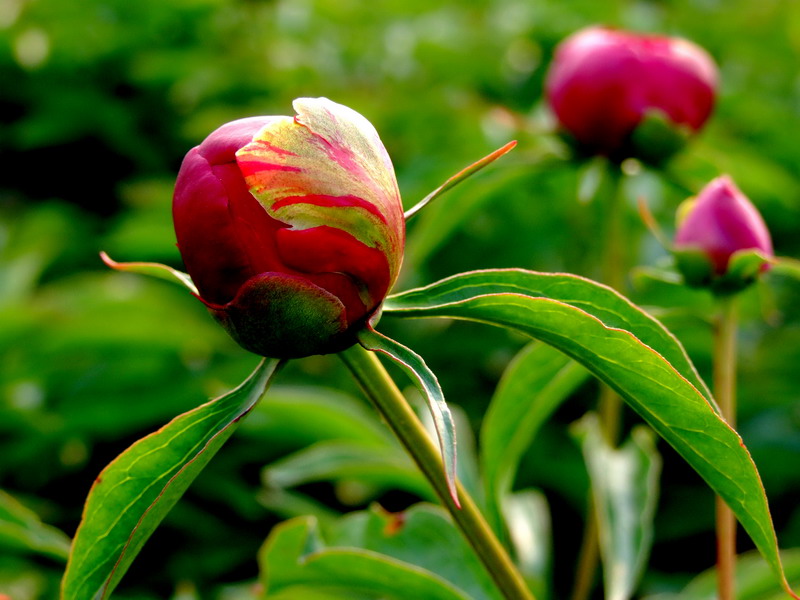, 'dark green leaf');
61,358,281,600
